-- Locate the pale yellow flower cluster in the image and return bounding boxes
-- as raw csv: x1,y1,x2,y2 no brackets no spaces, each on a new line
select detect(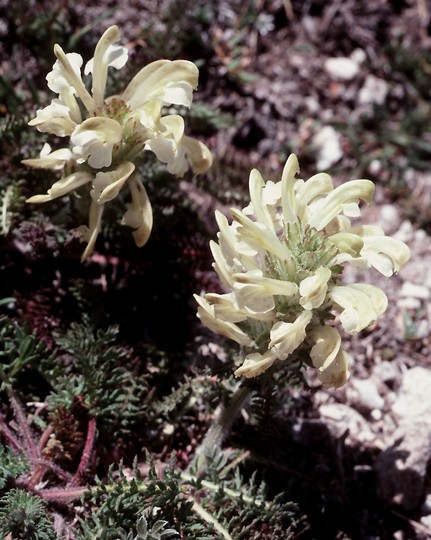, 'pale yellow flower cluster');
23,26,212,260
195,155,410,388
